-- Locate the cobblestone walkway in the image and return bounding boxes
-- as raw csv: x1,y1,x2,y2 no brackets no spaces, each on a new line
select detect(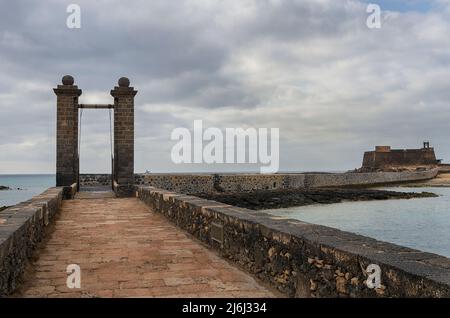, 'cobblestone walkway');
15,198,276,298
